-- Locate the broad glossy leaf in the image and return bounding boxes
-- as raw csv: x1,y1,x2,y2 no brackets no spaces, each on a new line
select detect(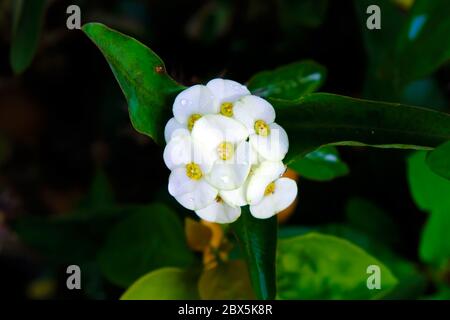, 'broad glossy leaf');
231,206,277,300
426,141,450,180
278,224,426,299
98,204,195,287
82,23,185,144
407,152,450,265
198,260,255,300
395,0,450,85
10,0,46,74
288,146,349,181
121,268,199,300
277,233,398,299
247,60,326,101
273,93,450,163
